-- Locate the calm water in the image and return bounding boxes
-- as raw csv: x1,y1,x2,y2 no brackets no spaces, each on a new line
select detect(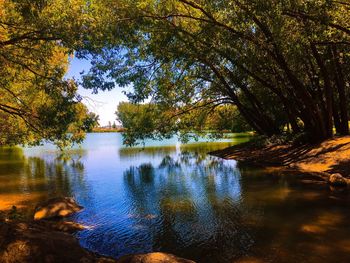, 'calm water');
1,133,350,263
